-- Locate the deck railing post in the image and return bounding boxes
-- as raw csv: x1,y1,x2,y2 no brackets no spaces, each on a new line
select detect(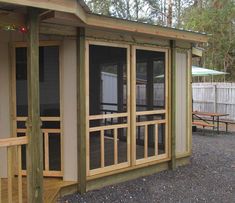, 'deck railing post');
169,40,176,170
26,7,43,203
77,27,87,194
